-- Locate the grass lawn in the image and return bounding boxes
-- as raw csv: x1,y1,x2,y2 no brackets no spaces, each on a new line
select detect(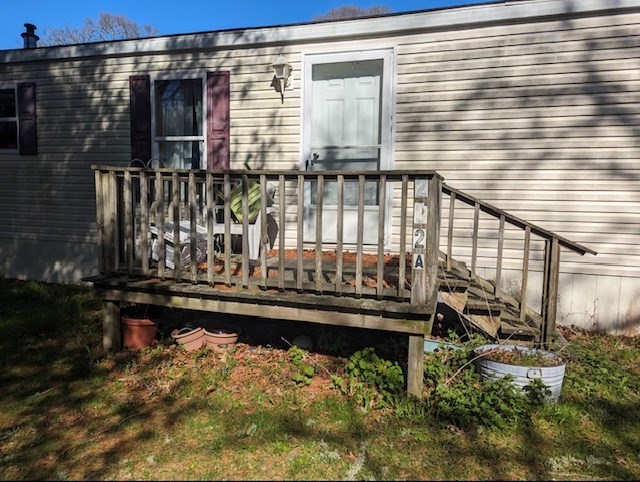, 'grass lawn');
0,278,639,480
